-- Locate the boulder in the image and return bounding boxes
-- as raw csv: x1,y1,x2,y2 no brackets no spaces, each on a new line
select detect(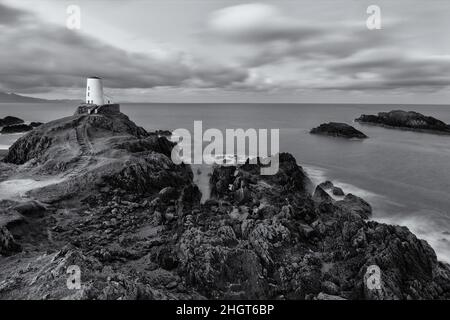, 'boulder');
332,187,345,196
336,193,372,219
313,186,333,203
